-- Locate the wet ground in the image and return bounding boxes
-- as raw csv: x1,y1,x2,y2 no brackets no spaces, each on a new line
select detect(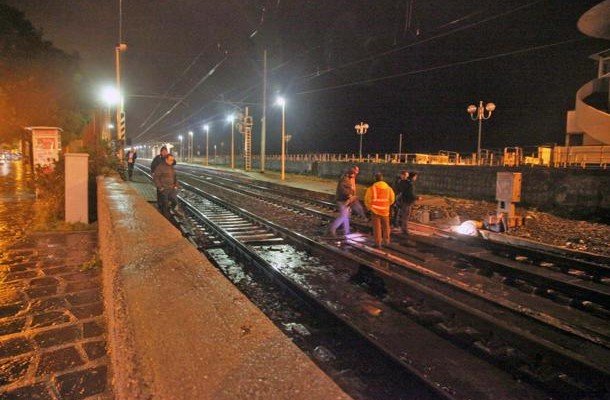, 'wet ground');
0,161,111,399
